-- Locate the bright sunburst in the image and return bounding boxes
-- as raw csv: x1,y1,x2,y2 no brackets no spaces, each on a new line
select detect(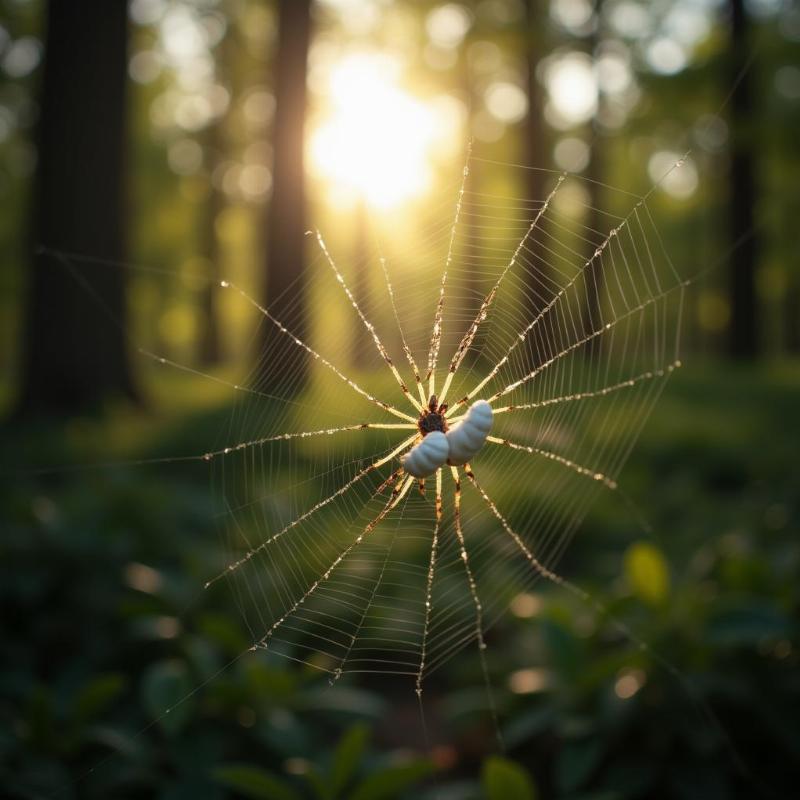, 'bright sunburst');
309,52,438,210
